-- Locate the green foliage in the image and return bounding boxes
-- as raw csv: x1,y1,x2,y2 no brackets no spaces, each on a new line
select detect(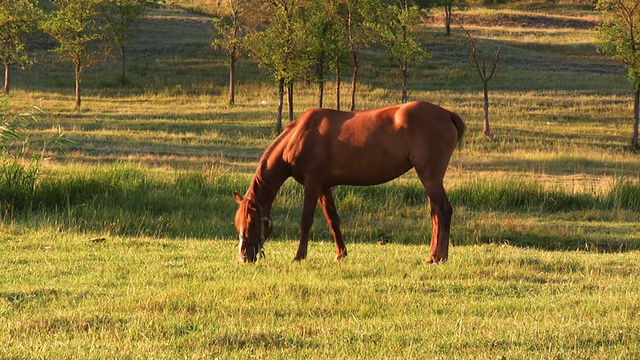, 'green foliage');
303,0,351,81
245,1,308,84
0,0,40,67
0,0,42,93
211,0,255,59
40,0,109,108
365,0,429,102
100,0,157,49
41,0,107,67
367,3,427,64
594,0,640,91
99,0,159,85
